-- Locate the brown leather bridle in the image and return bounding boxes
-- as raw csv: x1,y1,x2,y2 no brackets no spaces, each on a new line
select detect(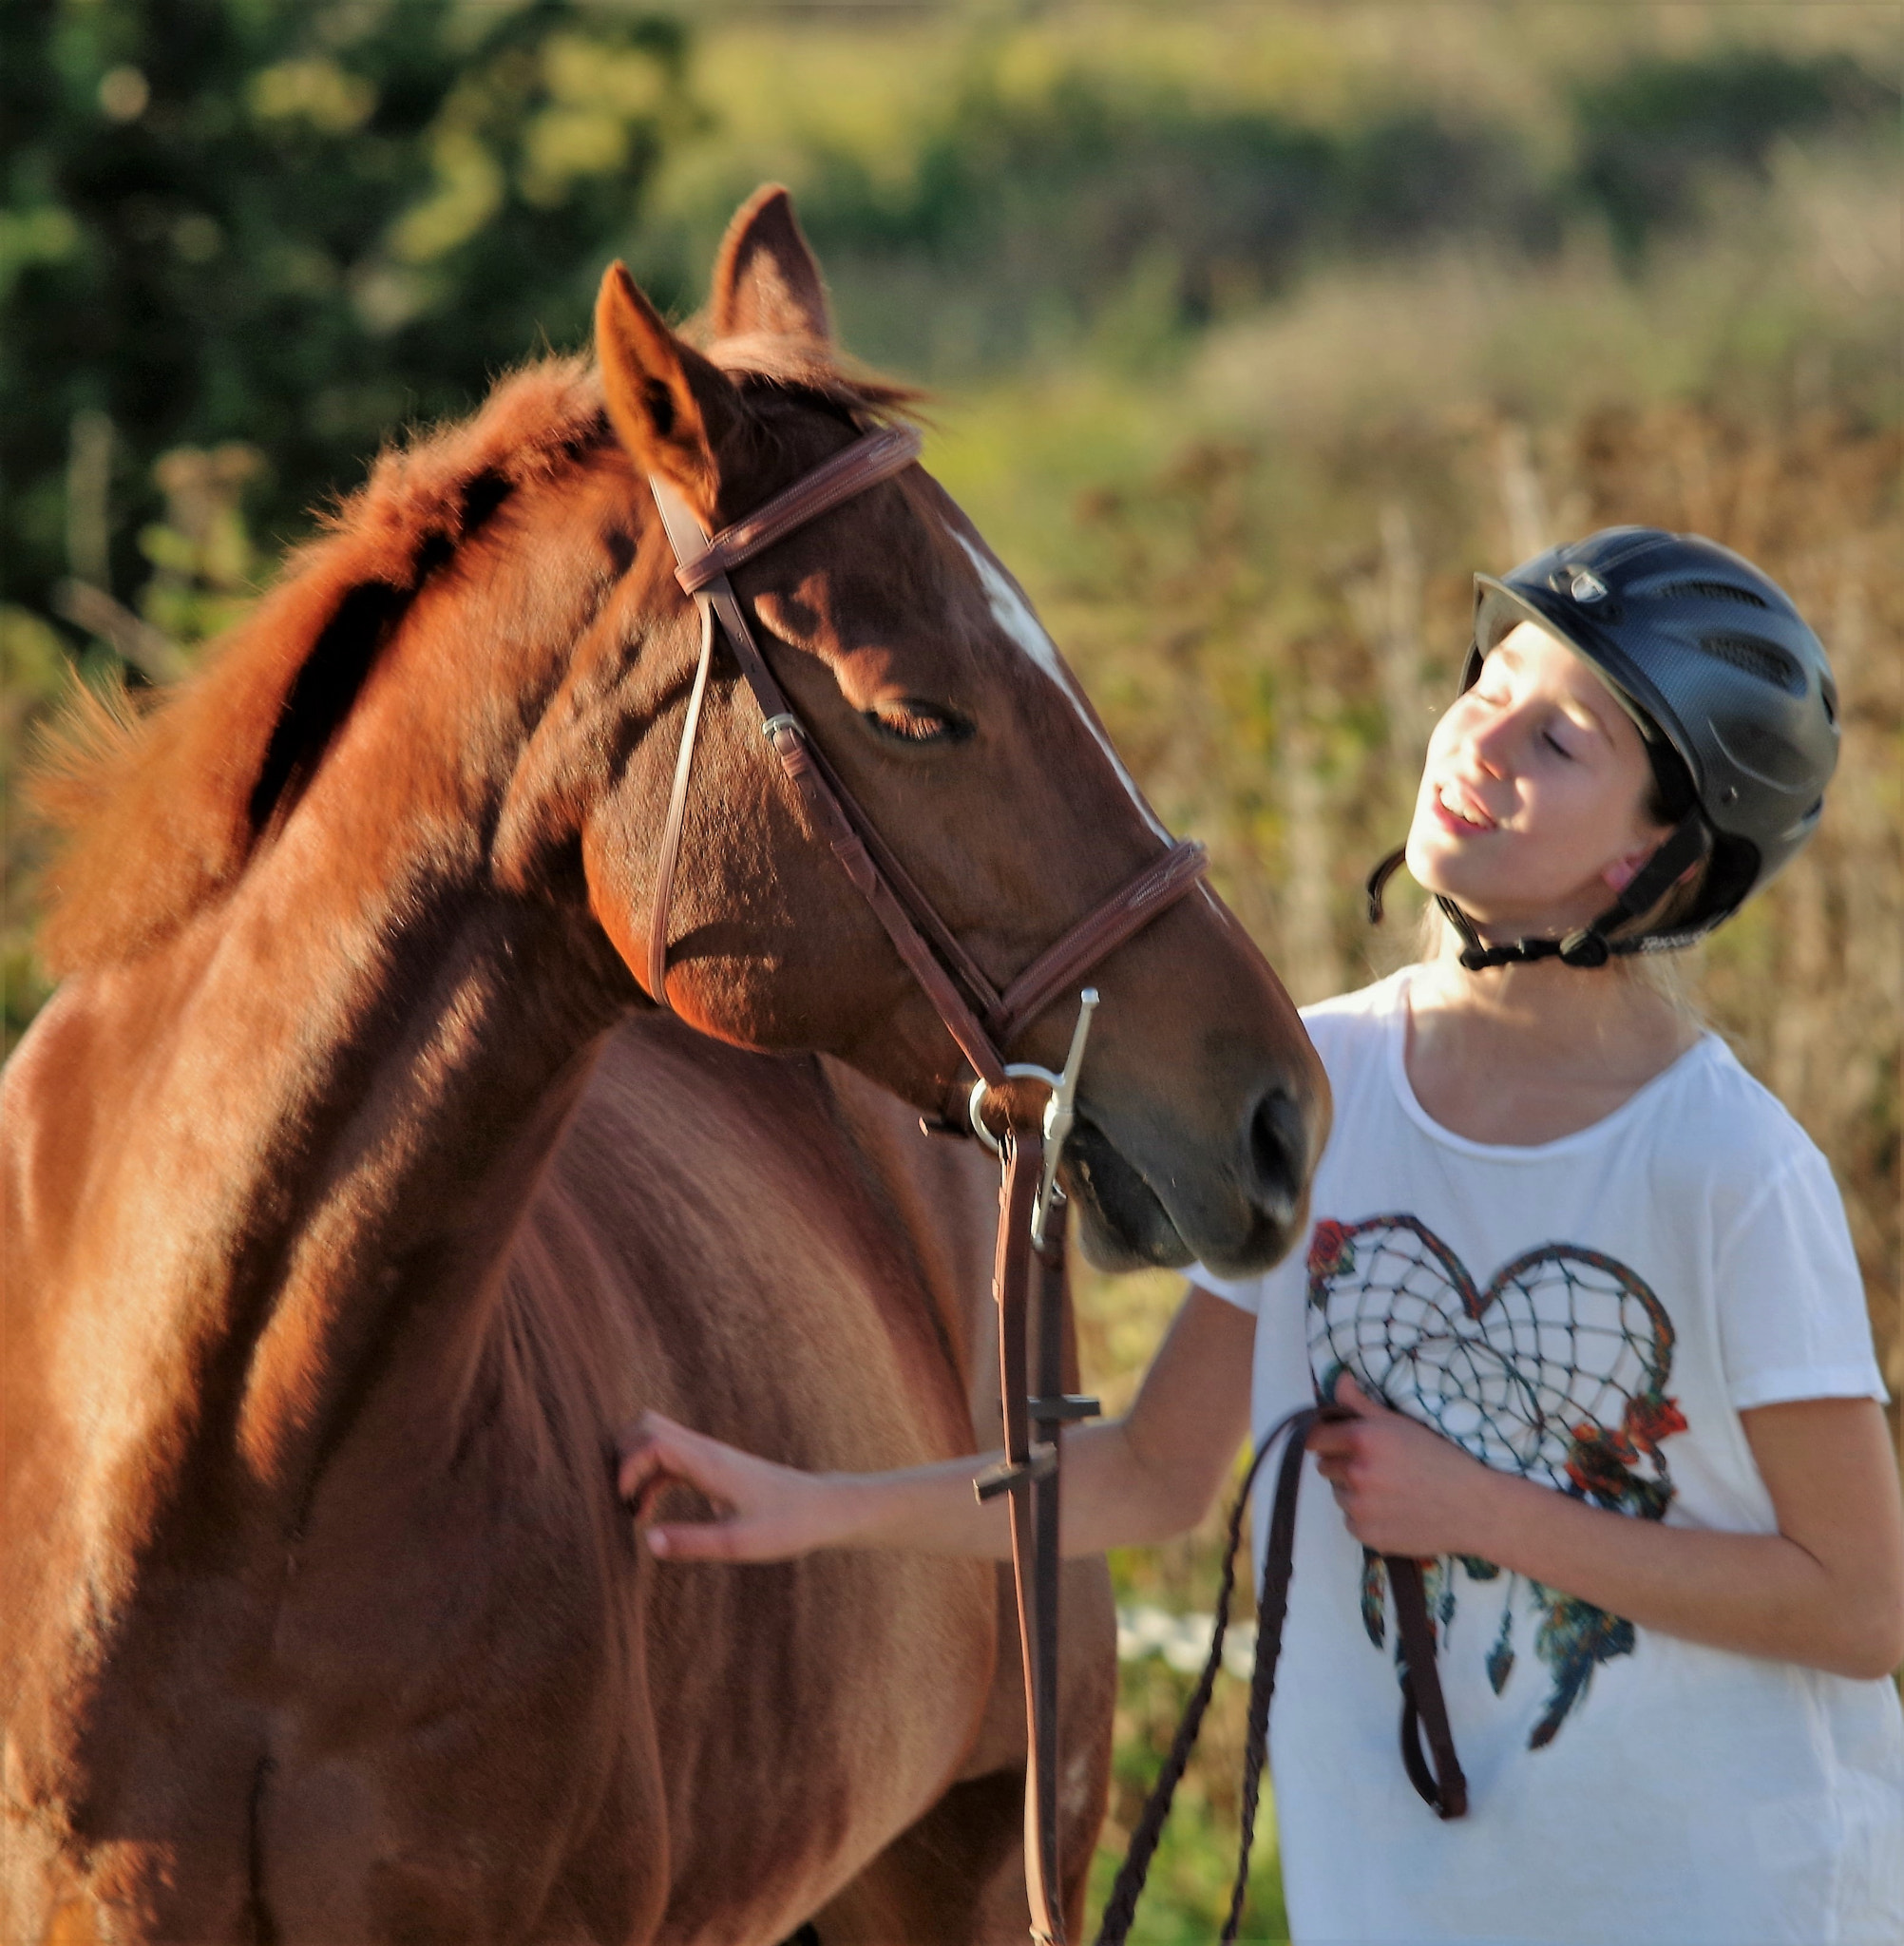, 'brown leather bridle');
642,423,1471,1941
645,424,1207,1944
